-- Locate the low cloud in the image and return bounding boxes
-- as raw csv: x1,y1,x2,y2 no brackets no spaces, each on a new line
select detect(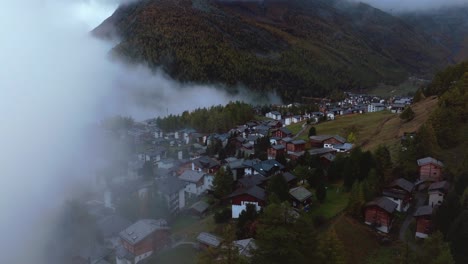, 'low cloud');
350,0,468,12
0,1,275,263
